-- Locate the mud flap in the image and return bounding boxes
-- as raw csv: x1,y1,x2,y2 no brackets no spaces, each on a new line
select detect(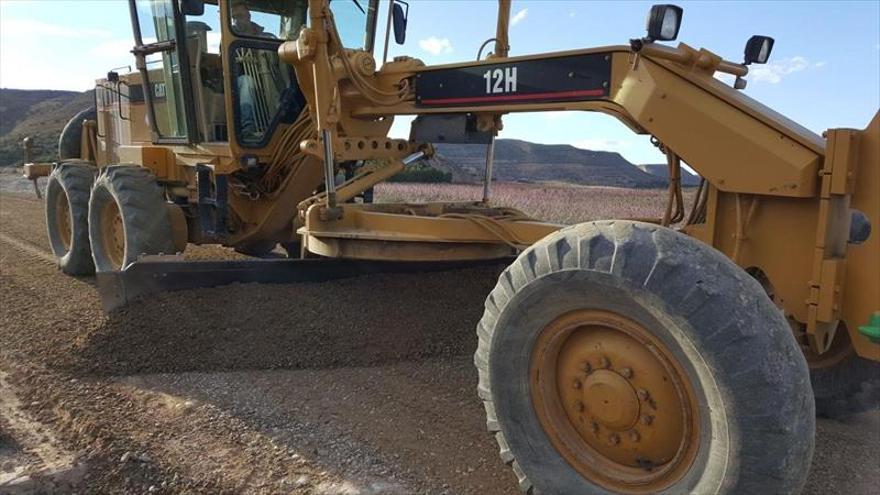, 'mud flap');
96,255,513,312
